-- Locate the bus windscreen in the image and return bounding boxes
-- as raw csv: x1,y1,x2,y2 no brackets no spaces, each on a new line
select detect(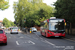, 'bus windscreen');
49,20,65,31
